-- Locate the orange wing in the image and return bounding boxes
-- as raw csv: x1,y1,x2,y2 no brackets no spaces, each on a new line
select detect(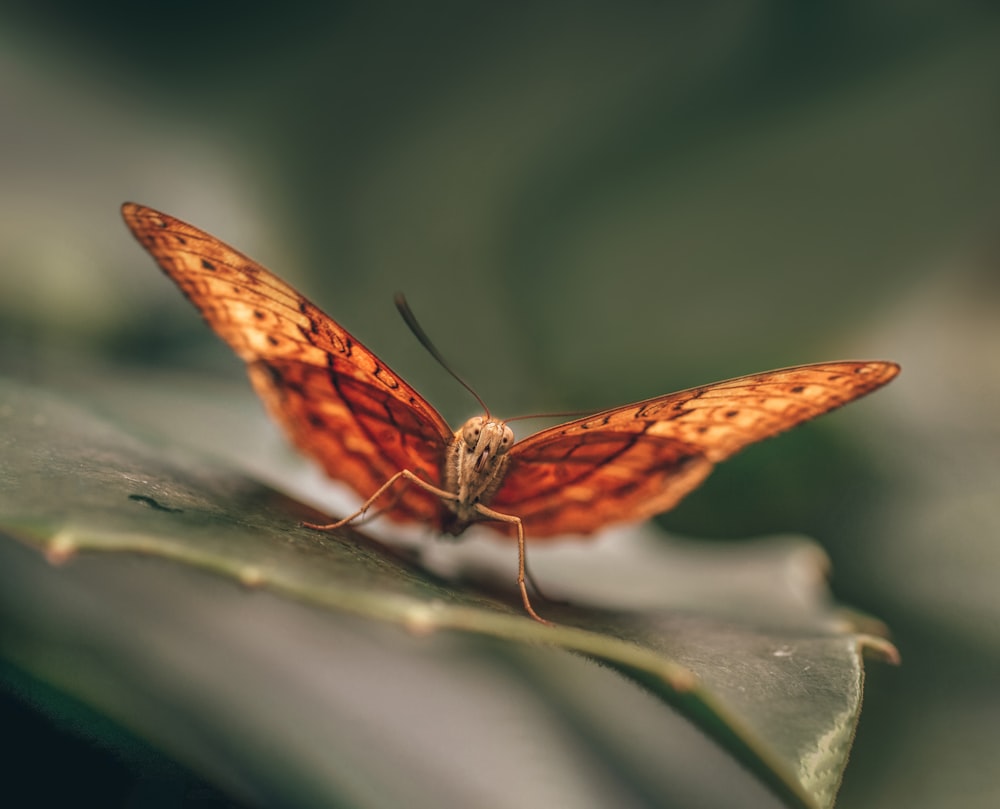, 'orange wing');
491,361,900,537
121,203,455,526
